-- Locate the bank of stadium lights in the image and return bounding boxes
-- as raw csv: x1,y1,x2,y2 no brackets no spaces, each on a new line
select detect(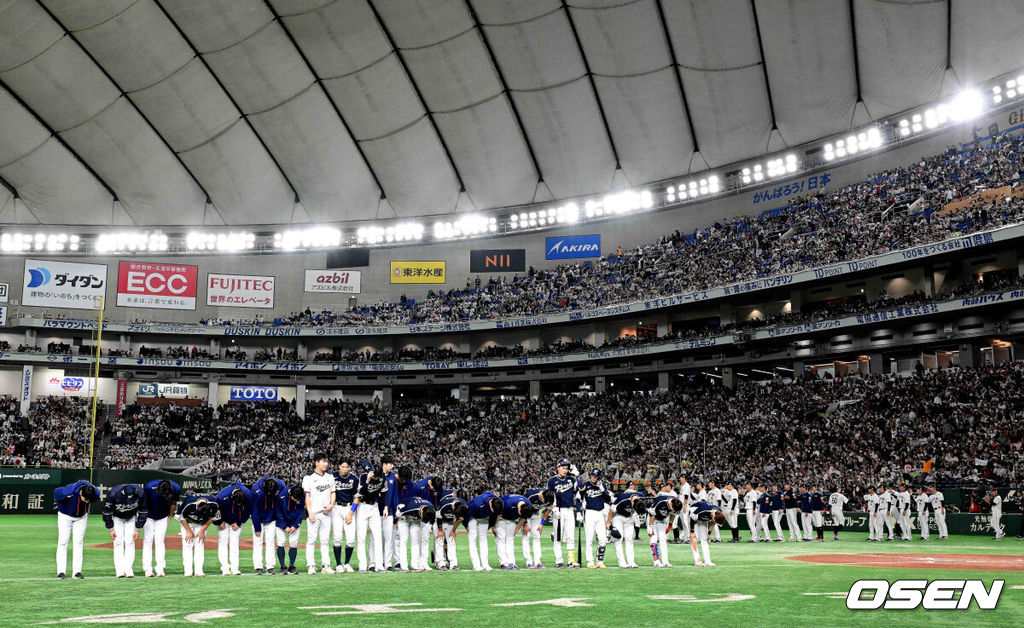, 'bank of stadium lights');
0,232,80,252
741,155,797,184
665,176,719,202
510,203,581,230
823,128,882,161
356,222,424,244
992,75,1024,105
898,89,985,138
186,231,255,252
273,227,341,251
433,215,496,240
95,231,167,253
